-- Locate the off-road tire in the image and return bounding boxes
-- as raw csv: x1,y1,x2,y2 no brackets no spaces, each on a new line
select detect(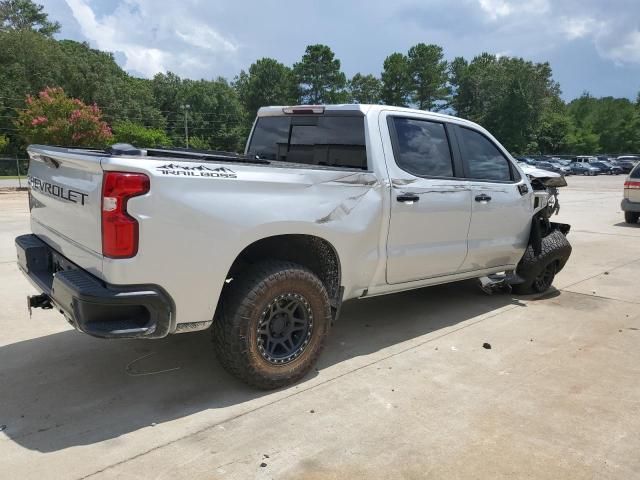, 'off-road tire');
624,211,639,224
212,260,332,389
513,230,572,295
